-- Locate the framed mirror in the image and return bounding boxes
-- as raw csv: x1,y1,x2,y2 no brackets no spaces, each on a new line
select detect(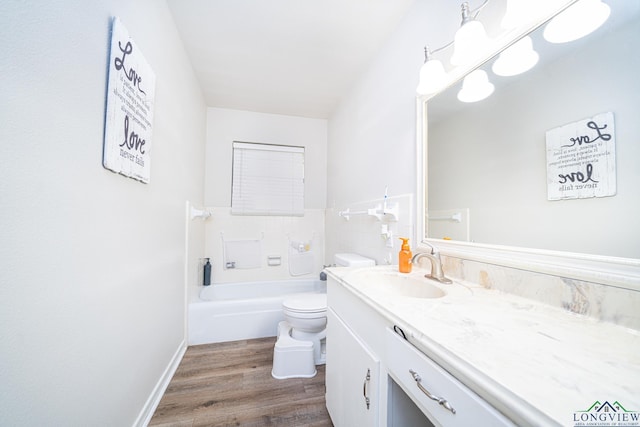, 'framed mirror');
417,0,640,286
